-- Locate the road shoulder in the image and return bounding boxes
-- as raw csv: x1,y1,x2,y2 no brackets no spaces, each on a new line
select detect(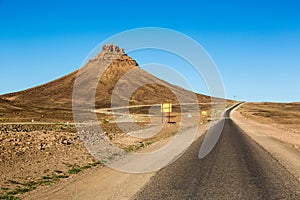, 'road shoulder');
231,106,300,182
